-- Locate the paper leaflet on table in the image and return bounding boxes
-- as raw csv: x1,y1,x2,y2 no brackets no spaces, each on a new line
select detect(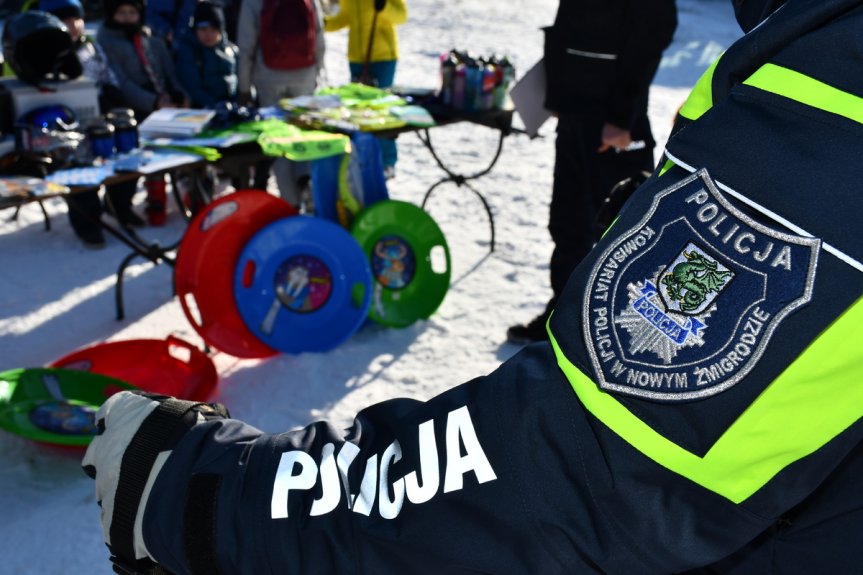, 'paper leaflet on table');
138,108,217,138
113,150,206,173
46,165,115,187
143,133,257,149
0,176,71,207
45,150,206,186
